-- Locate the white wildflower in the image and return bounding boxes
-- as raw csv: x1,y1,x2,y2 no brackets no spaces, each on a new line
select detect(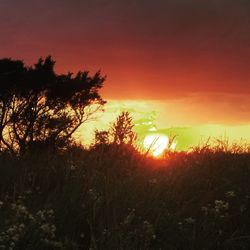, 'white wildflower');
40,224,50,234
185,217,195,224
225,191,236,198
214,200,229,213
